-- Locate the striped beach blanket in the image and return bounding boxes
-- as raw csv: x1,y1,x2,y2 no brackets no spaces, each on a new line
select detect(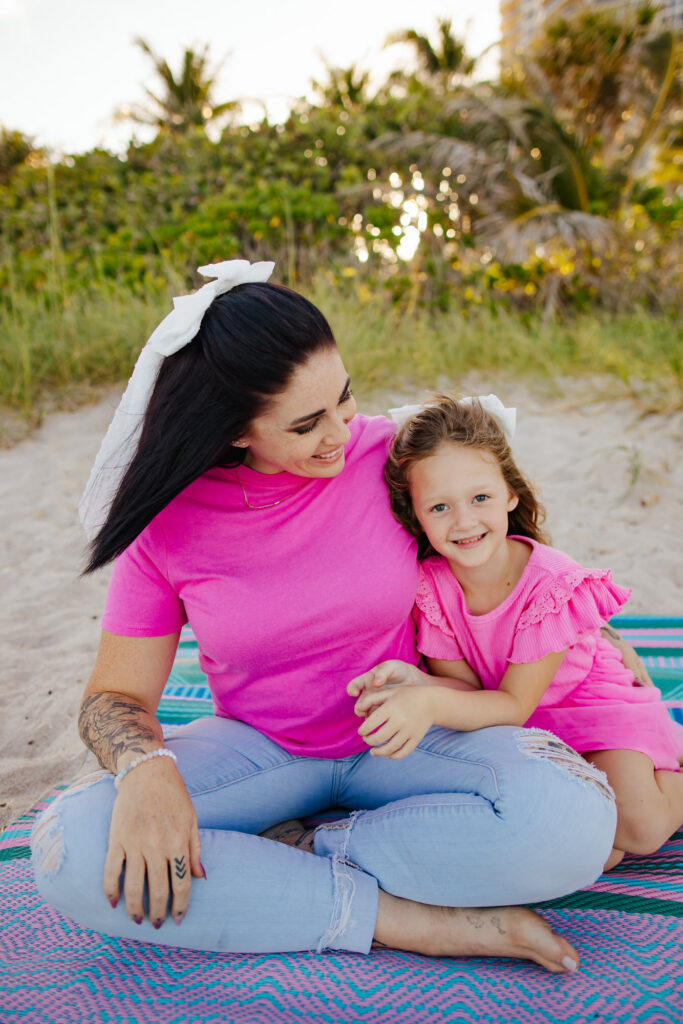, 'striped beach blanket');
1,617,682,1023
